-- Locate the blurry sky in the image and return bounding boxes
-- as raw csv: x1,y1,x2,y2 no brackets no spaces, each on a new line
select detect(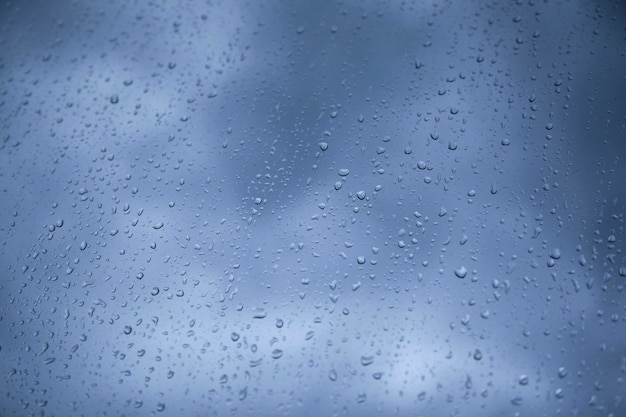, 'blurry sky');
1,1,625,416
